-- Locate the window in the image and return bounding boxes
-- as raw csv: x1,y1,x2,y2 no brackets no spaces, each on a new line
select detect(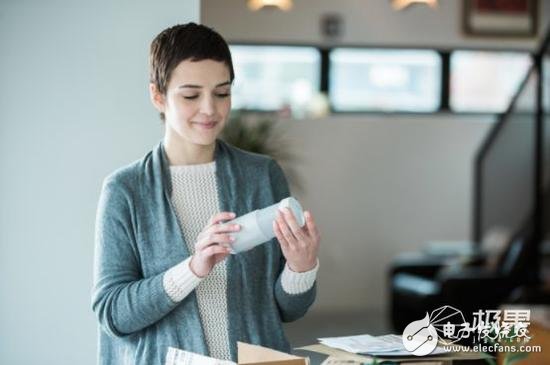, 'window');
450,51,532,113
229,45,320,111
228,44,534,115
329,49,441,112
